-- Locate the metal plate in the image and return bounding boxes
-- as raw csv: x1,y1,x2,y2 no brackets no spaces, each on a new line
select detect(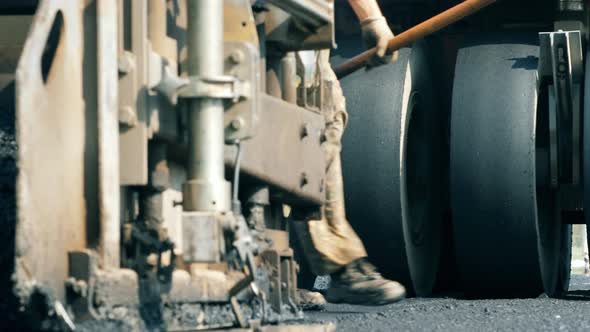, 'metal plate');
13,0,120,304
223,41,260,142
224,94,325,207
96,0,120,270
118,0,149,185
336,39,446,296
14,0,87,303
450,35,568,297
